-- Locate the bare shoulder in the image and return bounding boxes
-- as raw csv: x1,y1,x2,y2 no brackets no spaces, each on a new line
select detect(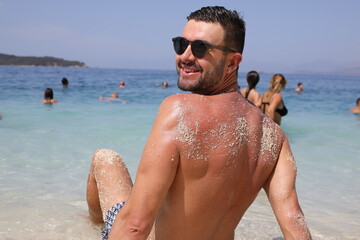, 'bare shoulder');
271,92,282,101
160,92,270,124
349,107,360,113
42,99,58,104
254,90,261,98
159,94,192,115
155,94,194,129
240,88,248,95
160,94,188,106
160,93,210,112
